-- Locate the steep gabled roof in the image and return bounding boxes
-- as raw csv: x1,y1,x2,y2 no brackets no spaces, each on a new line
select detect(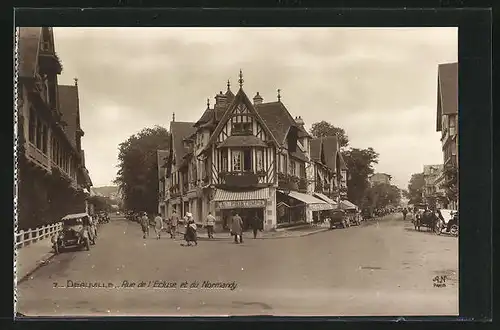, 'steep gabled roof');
18,27,42,78
436,62,458,131
255,101,311,145
310,136,346,173
170,121,196,166
205,88,279,149
58,85,79,148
